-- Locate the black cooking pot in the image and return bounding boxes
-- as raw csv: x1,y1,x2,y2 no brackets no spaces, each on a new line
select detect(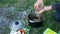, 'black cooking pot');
28,13,45,28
